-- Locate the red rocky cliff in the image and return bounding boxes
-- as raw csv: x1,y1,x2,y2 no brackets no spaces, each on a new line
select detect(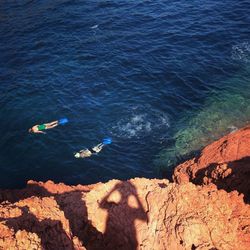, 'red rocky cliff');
0,126,250,250
173,126,250,204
